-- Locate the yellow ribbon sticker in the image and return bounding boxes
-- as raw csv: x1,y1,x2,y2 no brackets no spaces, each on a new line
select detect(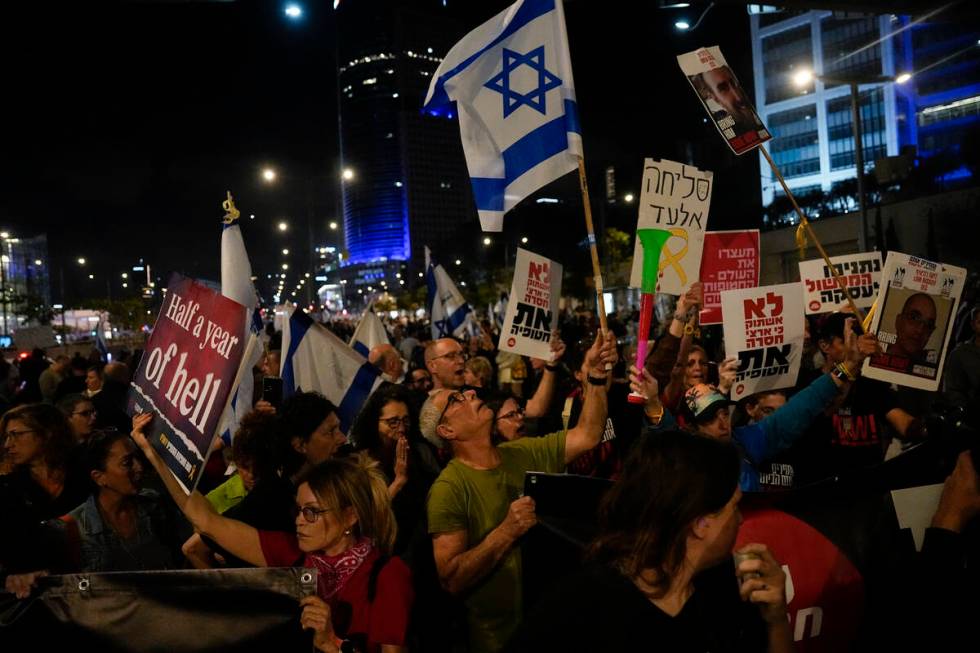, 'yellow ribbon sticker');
658,228,690,286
